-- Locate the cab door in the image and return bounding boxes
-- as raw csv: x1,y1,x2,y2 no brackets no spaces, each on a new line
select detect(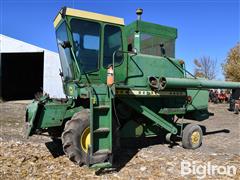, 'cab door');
70,18,102,83
100,24,127,84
